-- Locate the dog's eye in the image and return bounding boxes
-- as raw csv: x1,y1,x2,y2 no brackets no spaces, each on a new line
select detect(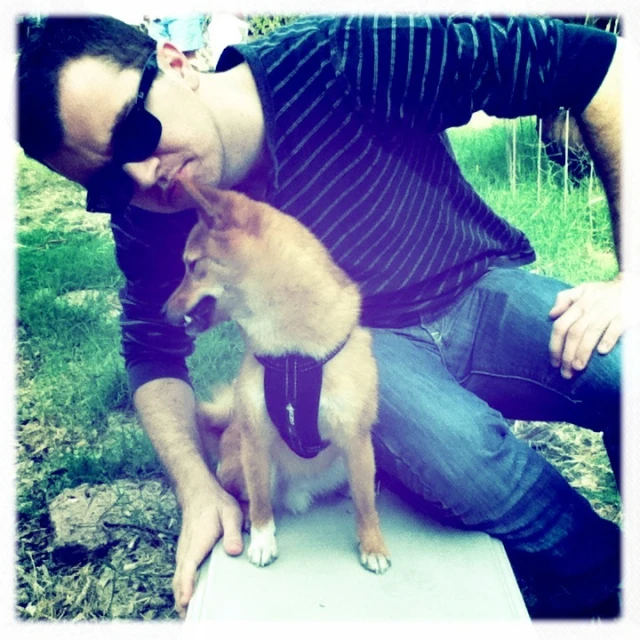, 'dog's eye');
186,258,210,280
